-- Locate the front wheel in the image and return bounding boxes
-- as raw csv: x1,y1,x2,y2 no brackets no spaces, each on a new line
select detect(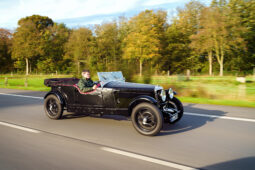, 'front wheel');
163,97,183,124
44,94,63,119
131,103,163,136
